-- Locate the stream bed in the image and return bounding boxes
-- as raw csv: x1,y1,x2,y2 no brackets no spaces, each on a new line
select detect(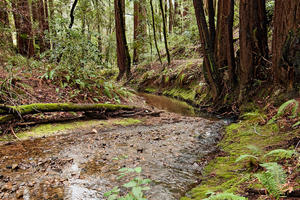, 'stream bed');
0,95,225,200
